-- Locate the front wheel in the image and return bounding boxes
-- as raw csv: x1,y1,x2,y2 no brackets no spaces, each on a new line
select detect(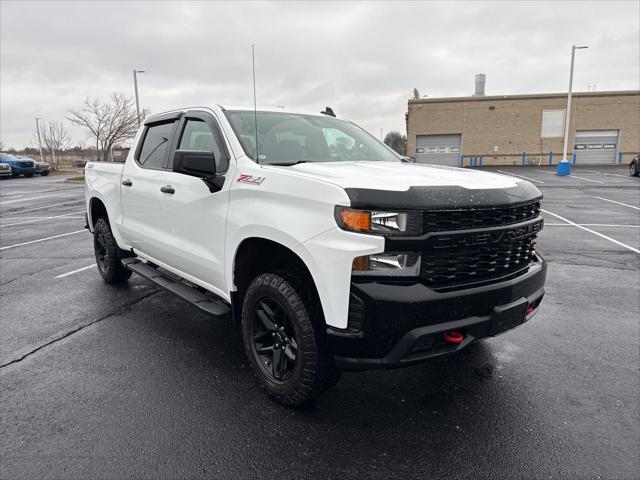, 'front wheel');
93,218,132,284
630,162,639,177
40,171,49,176
241,272,340,406
25,173,33,177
